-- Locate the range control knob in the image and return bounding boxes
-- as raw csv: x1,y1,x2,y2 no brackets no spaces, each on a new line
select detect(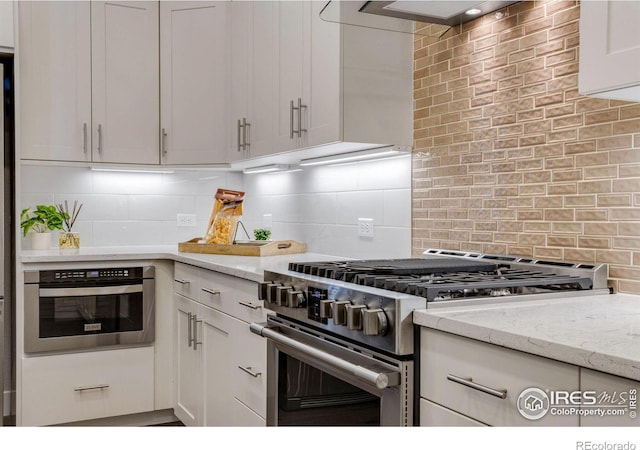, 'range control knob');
258,282,273,301
362,308,389,336
265,283,281,304
319,300,334,319
331,301,350,326
276,286,292,306
346,304,366,330
287,290,305,308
